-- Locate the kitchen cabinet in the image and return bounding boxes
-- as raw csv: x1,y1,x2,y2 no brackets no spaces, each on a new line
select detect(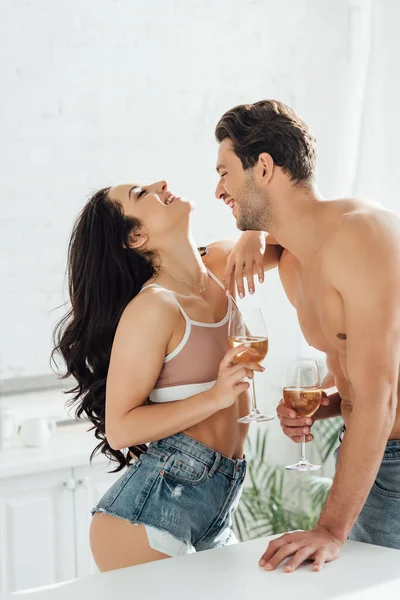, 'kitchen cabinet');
73,463,123,578
0,461,122,593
